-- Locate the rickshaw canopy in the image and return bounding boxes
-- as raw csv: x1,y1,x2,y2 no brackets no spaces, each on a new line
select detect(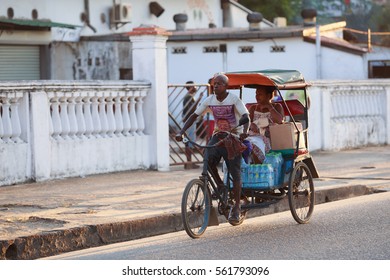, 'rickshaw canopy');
213,69,310,90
